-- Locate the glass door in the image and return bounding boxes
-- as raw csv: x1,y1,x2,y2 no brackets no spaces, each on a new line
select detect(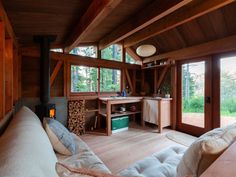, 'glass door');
177,59,211,136
220,56,236,127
